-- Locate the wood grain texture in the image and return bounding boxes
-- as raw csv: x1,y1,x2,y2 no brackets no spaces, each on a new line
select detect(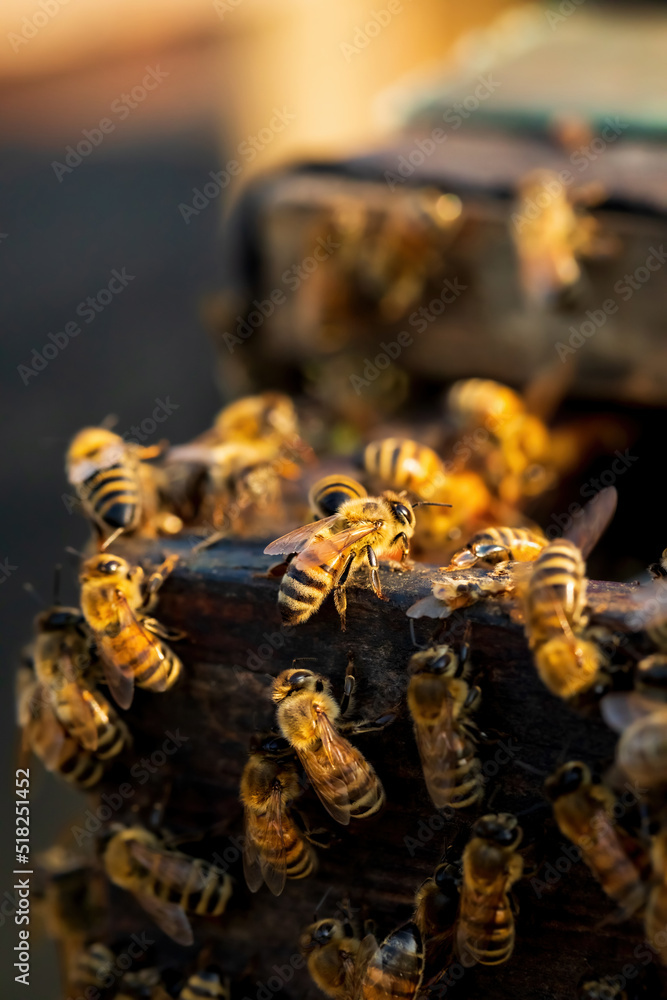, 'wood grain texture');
81,536,666,1000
